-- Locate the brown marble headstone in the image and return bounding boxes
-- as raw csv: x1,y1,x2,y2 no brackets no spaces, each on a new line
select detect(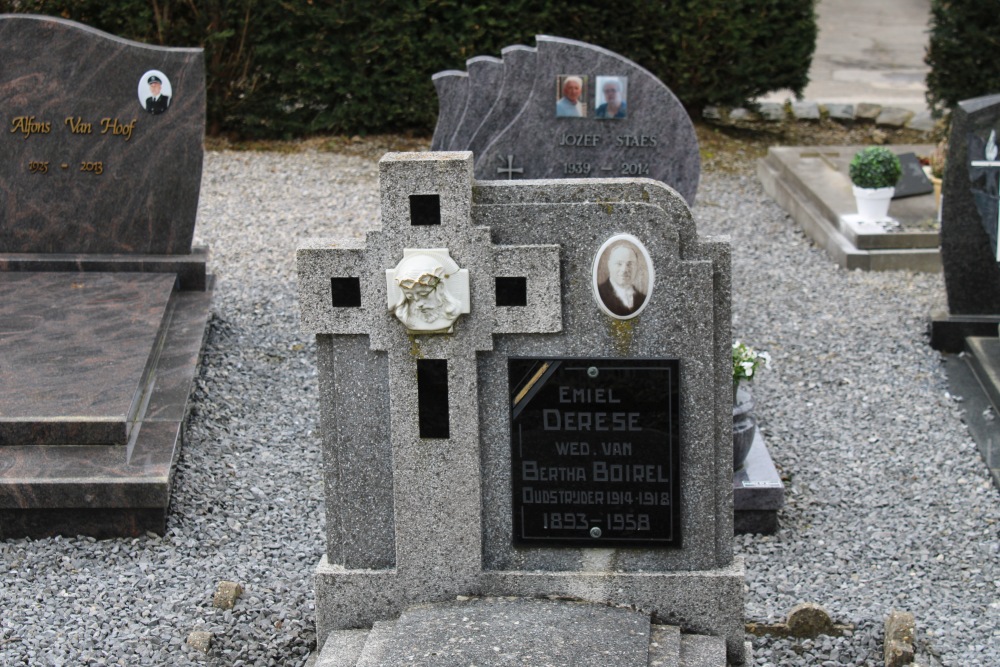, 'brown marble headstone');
0,14,205,255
